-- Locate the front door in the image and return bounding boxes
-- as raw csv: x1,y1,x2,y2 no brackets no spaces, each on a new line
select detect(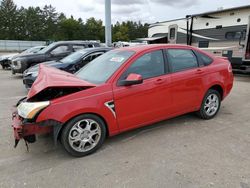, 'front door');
113,50,172,131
